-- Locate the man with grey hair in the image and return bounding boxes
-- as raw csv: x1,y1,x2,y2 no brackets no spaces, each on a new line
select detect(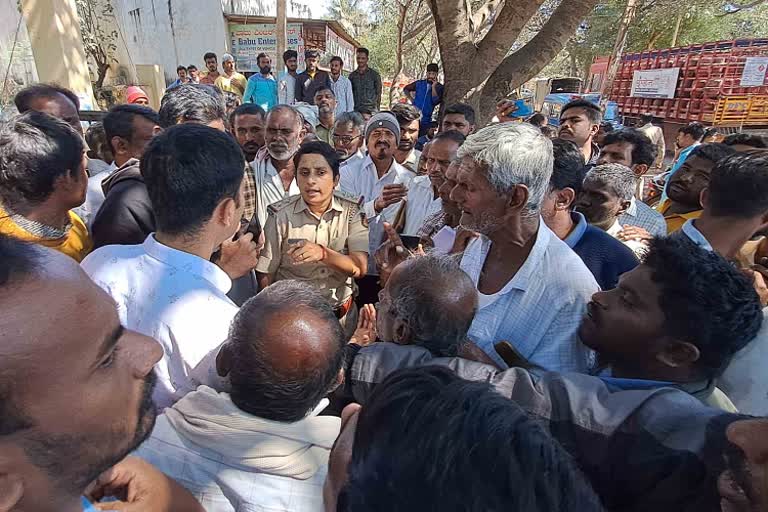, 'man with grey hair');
576,163,648,257
334,111,366,167
250,104,307,226
449,122,599,371
135,280,345,511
